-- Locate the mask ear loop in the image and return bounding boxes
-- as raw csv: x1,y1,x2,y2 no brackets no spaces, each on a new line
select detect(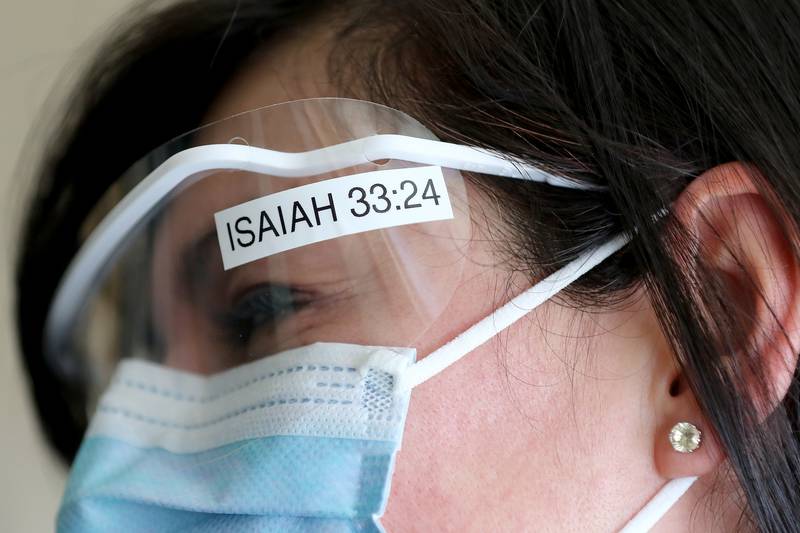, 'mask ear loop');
397,226,698,532
618,477,697,532
398,232,631,391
